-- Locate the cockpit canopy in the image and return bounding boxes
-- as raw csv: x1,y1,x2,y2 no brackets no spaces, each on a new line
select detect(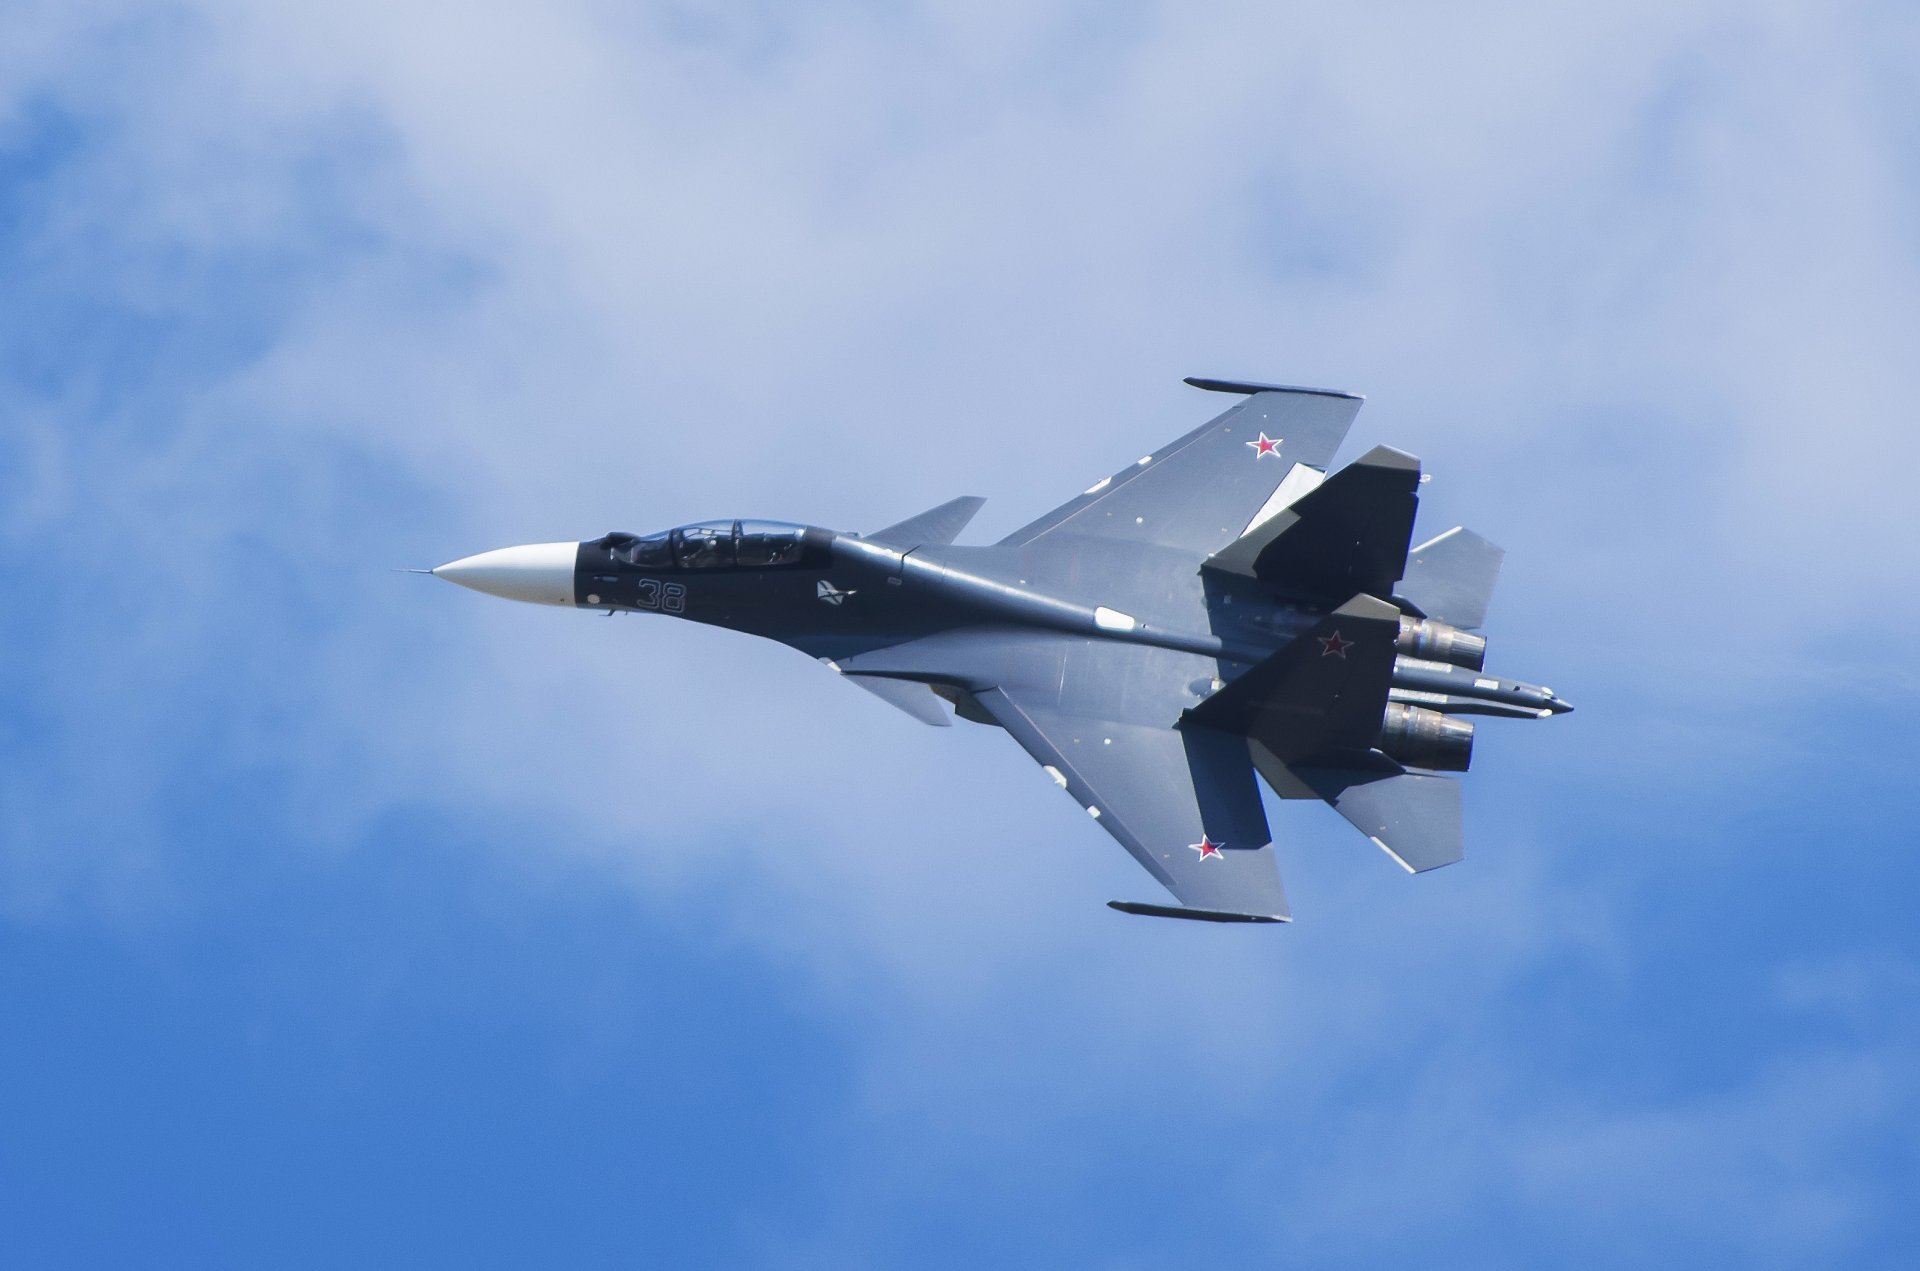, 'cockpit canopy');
589,521,818,571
